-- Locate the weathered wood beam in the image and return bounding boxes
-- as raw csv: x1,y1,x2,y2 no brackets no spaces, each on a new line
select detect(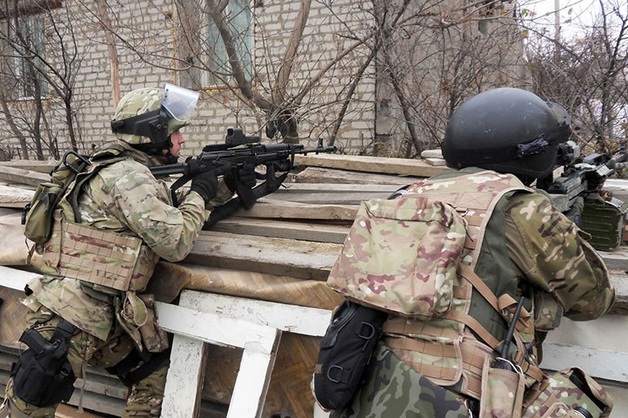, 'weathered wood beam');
0,185,34,208
187,231,342,281
291,166,420,185
0,160,56,173
0,165,48,187
294,154,452,177
232,200,358,221
209,217,350,244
